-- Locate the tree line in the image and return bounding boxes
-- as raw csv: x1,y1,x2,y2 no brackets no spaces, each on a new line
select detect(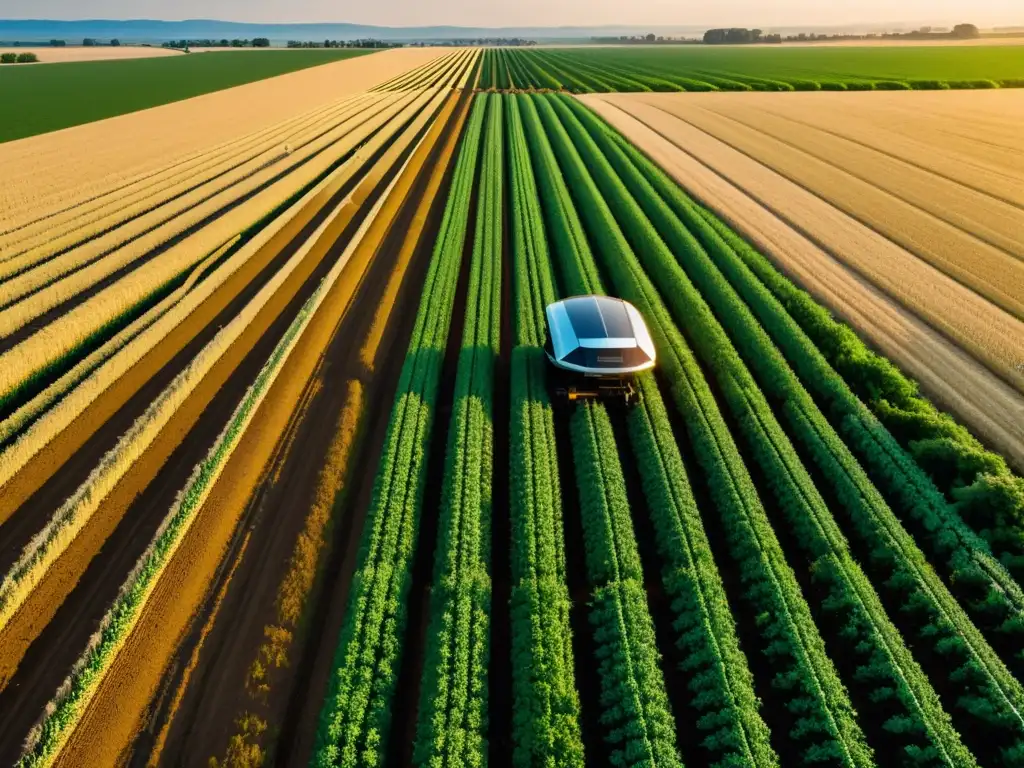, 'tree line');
285,39,404,48
160,38,271,50
0,52,38,63
704,23,980,44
